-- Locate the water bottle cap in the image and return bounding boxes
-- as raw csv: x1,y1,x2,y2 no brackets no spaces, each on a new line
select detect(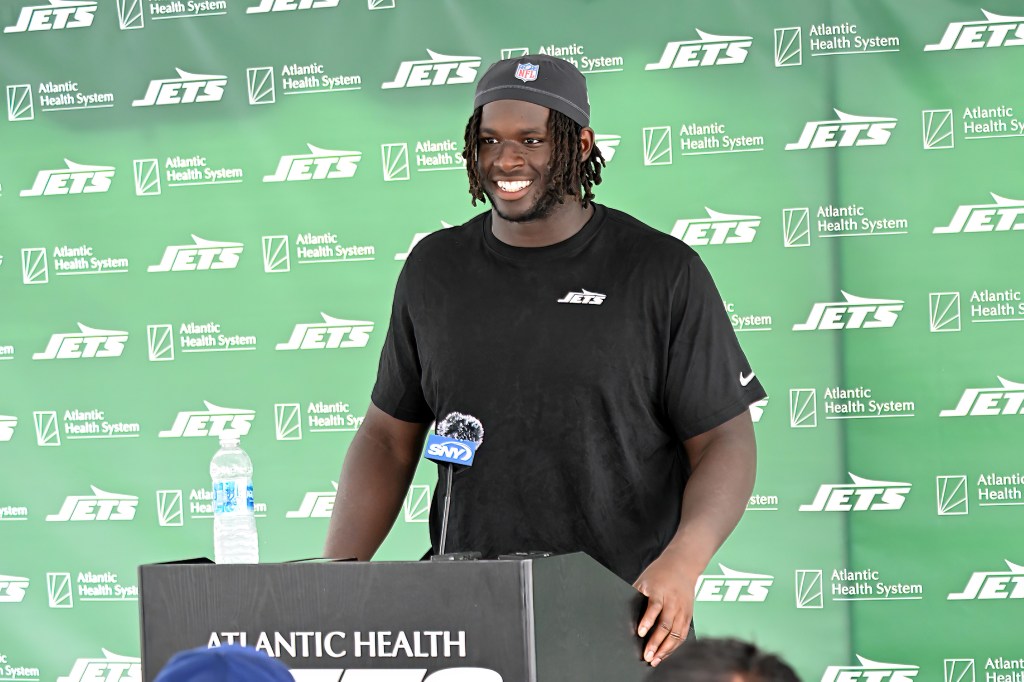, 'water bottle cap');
218,429,241,446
